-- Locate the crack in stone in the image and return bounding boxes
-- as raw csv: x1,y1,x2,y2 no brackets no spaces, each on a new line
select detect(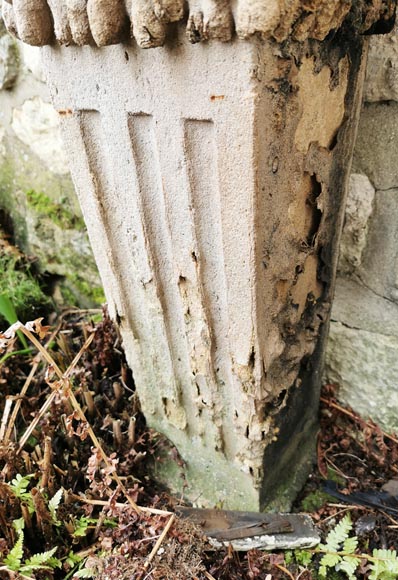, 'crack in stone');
356,273,398,306
330,317,398,338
